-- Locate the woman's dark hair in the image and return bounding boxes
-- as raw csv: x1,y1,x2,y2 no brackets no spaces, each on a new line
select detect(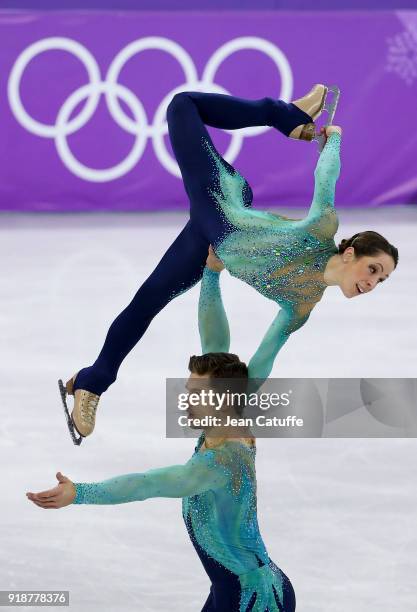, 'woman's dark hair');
338,231,398,268
188,352,248,379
